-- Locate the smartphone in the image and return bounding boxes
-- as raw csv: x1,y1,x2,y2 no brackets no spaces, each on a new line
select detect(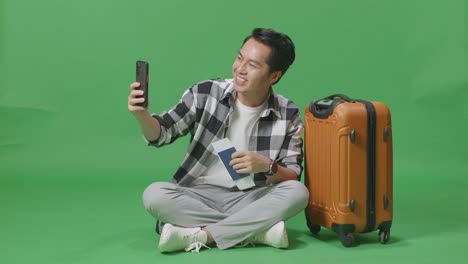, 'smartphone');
135,60,149,108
